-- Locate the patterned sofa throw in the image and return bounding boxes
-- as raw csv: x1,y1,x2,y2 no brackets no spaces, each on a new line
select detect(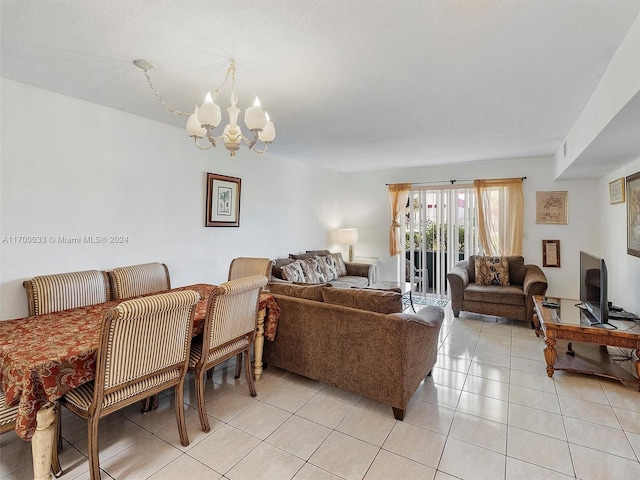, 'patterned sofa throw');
474,256,510,286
